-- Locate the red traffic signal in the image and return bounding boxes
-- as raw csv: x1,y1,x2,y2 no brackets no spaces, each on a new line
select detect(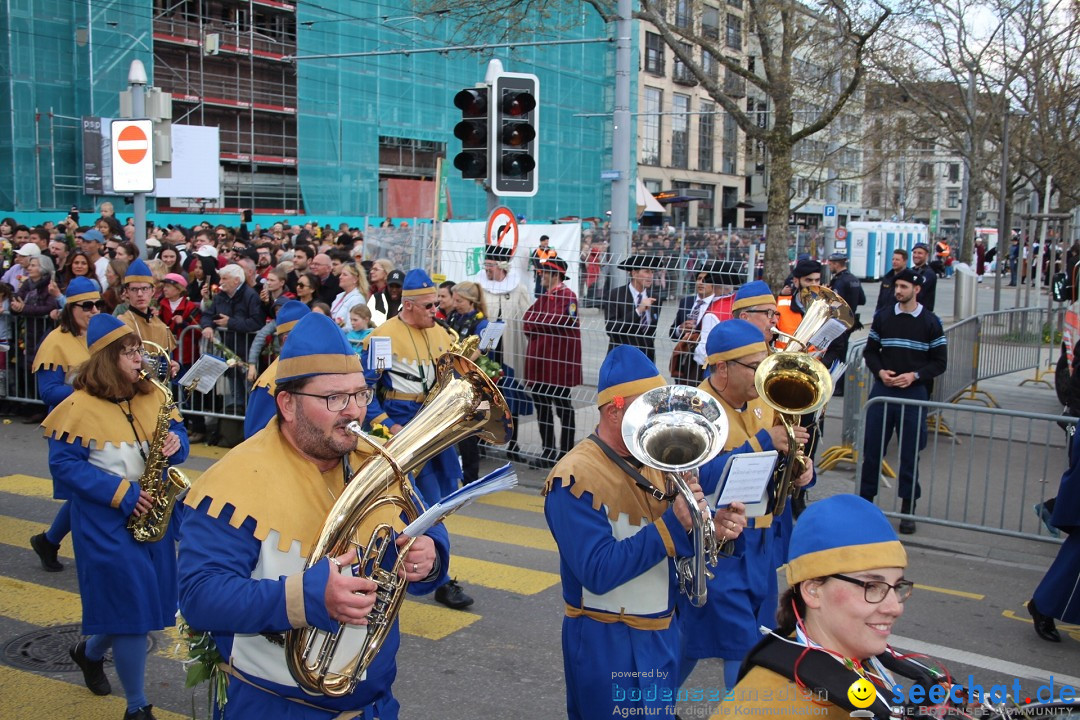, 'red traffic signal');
454,88,488,117
501,91,536,117
453,86,490,180
491,72,539,198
